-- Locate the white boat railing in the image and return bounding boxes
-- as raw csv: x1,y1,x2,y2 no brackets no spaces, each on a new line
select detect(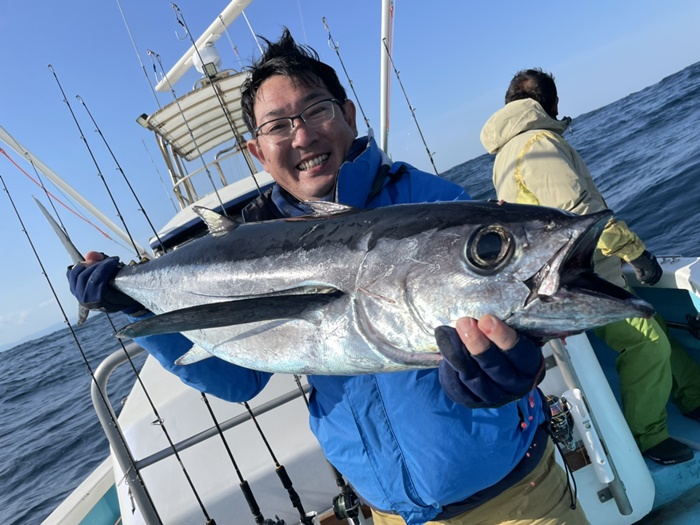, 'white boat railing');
91,341,309,524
